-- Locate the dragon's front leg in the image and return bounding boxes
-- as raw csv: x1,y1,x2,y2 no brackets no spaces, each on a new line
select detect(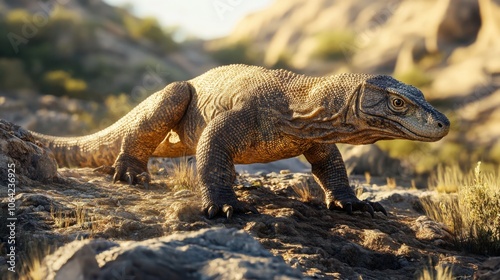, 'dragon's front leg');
196,108,259,219
304,143,387,217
